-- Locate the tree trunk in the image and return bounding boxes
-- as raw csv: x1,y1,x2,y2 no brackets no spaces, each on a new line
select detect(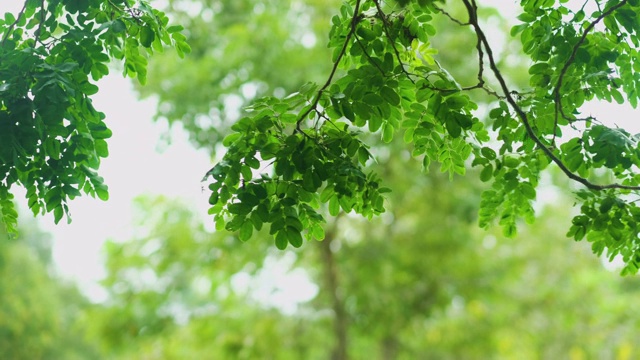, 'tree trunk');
320,218,348,360
381,336,399,360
